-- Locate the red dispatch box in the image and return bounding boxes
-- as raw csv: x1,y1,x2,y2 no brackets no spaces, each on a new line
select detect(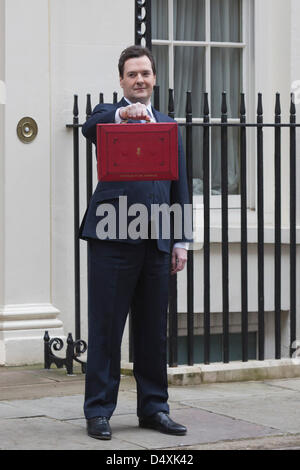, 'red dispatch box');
96,122,178,181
